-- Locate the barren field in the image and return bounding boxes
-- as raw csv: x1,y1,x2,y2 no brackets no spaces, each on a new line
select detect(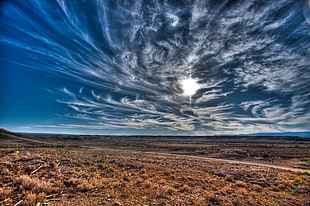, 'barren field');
0,129,309,205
